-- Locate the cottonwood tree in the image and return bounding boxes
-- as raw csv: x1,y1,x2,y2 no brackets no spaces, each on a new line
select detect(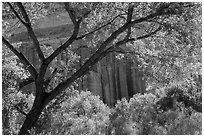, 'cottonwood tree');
2,2,201,134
